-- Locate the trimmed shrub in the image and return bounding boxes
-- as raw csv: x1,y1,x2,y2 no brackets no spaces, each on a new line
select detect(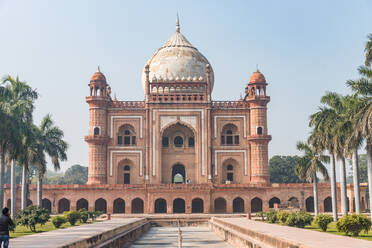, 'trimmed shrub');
64,211,81,226
285,211,313,228
265,210,278,223
51,216,66,228
277,211,290,224
256,211,265,221
79,208,89,223
88,210,103,221
16,206,50,232
314,214,333,231
336,214,372,236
